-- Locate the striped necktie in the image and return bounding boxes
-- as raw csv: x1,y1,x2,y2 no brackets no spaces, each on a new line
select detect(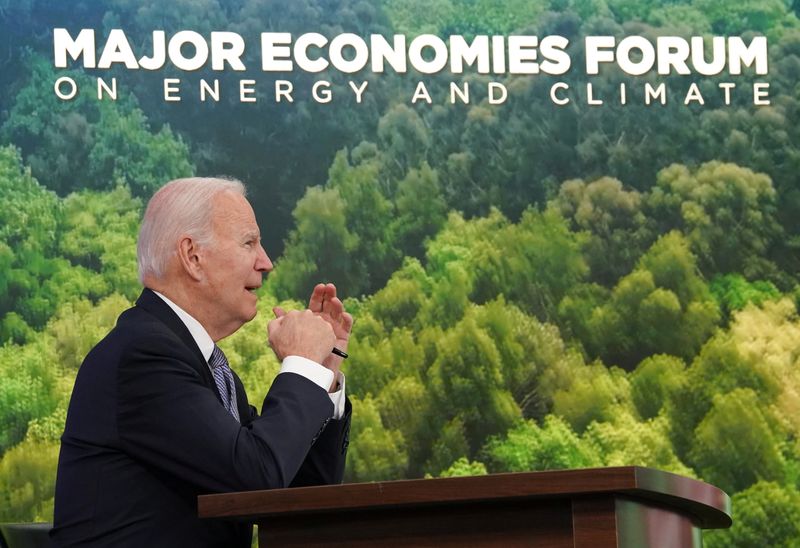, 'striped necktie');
209,345,240,422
